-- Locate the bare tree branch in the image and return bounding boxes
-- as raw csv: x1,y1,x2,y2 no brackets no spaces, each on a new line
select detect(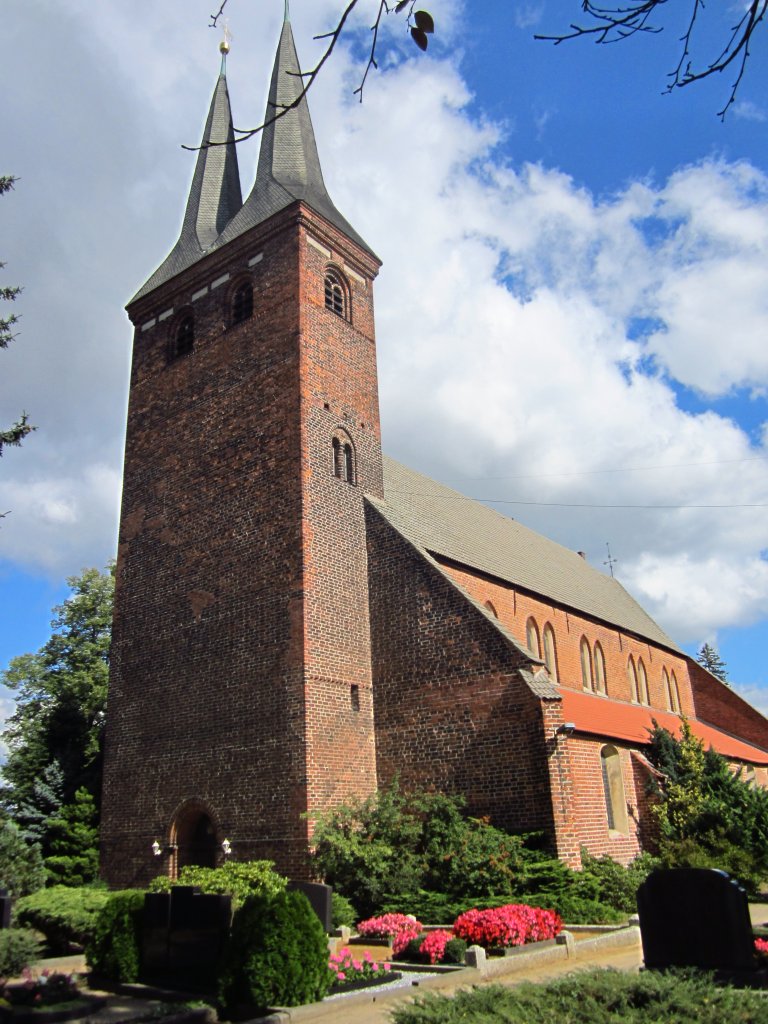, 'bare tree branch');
536,0,768,119
188,1,431,150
